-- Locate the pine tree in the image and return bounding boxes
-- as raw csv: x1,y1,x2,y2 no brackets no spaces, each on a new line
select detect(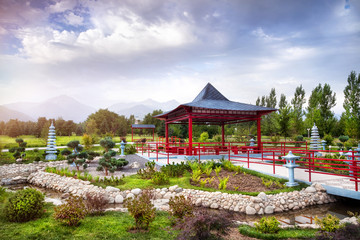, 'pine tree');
343,71,360,139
